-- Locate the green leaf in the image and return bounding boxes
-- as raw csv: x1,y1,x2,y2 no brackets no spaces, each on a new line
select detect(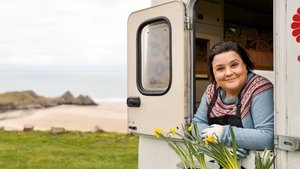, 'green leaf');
229,125,238,169
255,149,276,169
